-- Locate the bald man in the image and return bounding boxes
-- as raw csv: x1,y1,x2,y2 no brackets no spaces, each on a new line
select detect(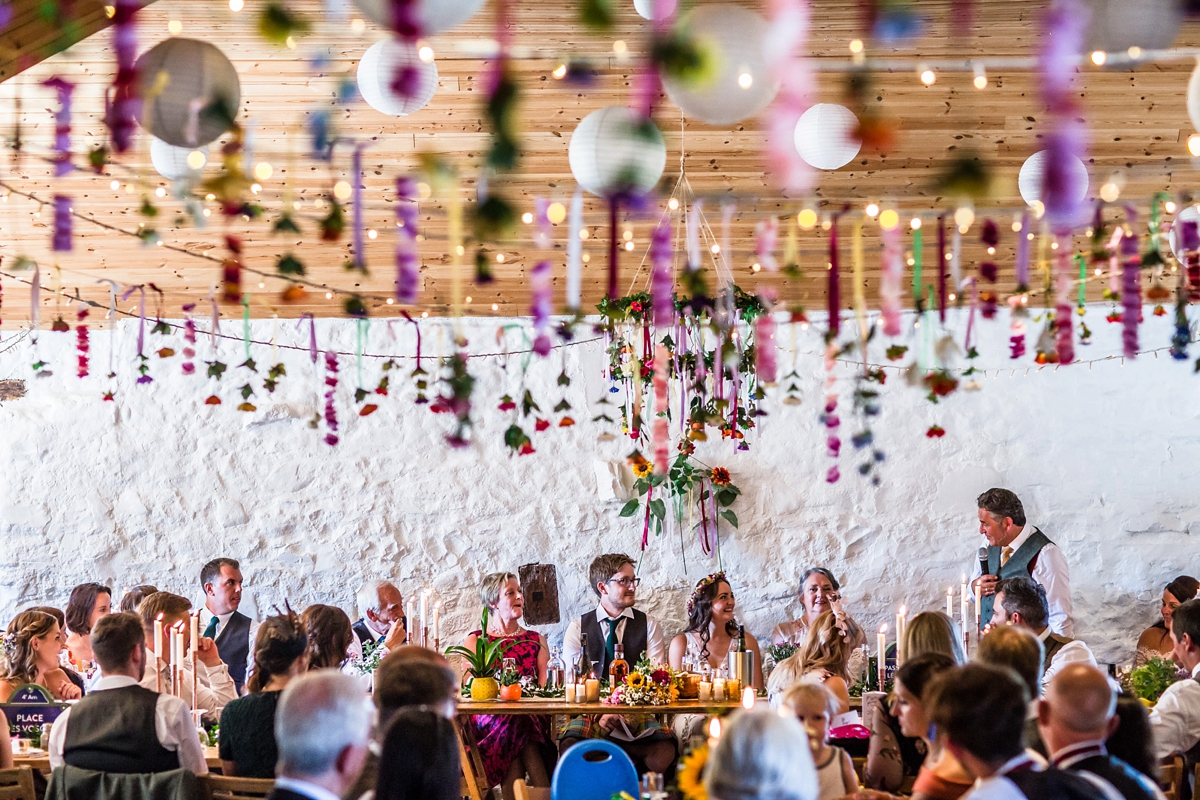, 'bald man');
1038,664,1165,800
